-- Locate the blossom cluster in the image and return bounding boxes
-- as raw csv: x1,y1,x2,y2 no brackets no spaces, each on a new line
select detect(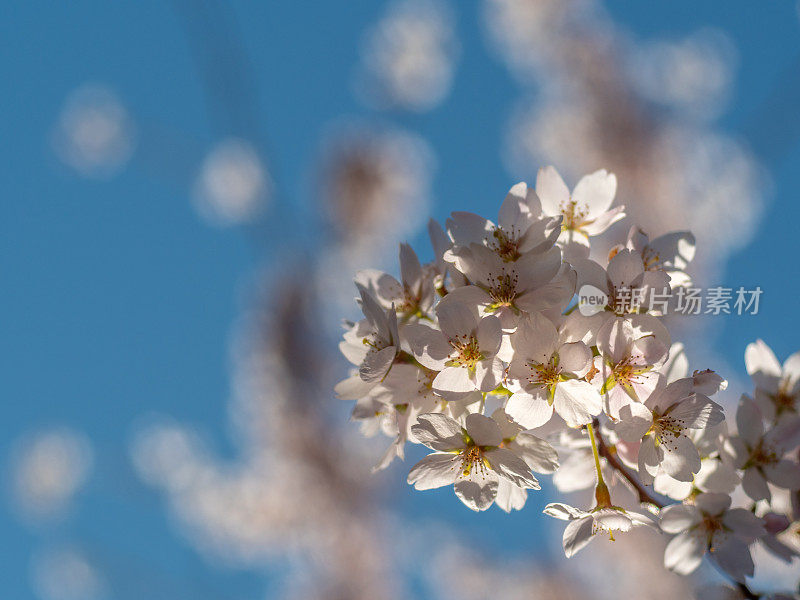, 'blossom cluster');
336,167,800,590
